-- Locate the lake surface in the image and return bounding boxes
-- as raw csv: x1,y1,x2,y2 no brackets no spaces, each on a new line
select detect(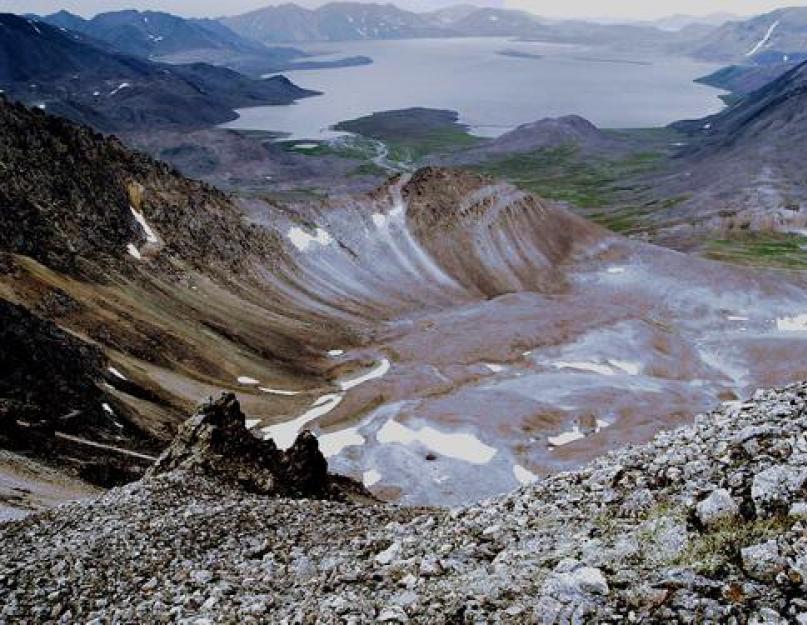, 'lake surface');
223,37,727,140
